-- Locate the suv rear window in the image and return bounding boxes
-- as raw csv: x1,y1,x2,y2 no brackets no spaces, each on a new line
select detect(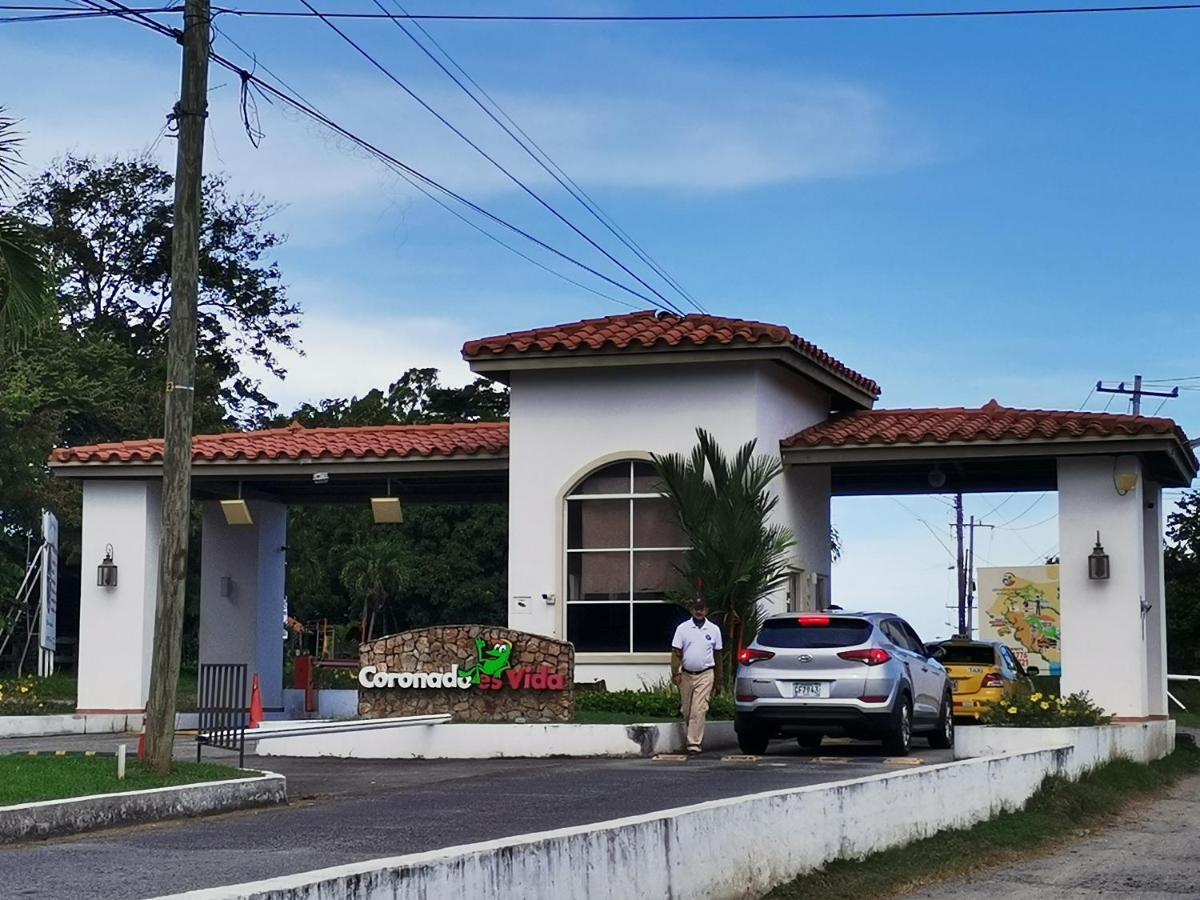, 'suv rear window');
757,617,873,649
932,644,996,665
